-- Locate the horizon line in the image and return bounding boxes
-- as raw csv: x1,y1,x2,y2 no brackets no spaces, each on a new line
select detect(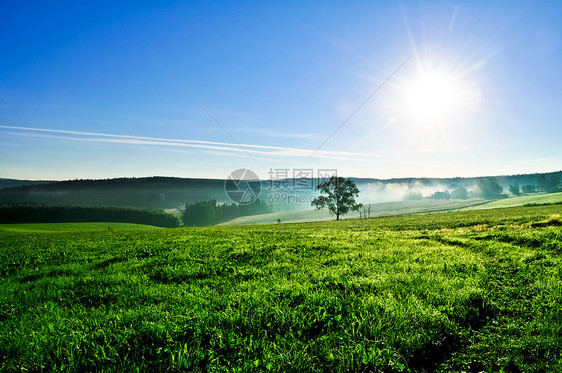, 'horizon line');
2,170,560,183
